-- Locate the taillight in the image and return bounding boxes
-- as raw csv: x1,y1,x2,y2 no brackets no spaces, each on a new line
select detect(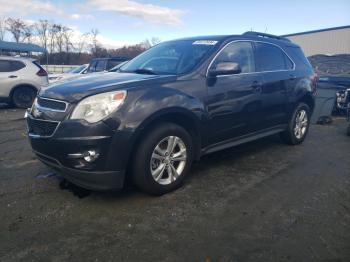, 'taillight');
33,61,48,77
310,74,318,94
36,68,48,77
